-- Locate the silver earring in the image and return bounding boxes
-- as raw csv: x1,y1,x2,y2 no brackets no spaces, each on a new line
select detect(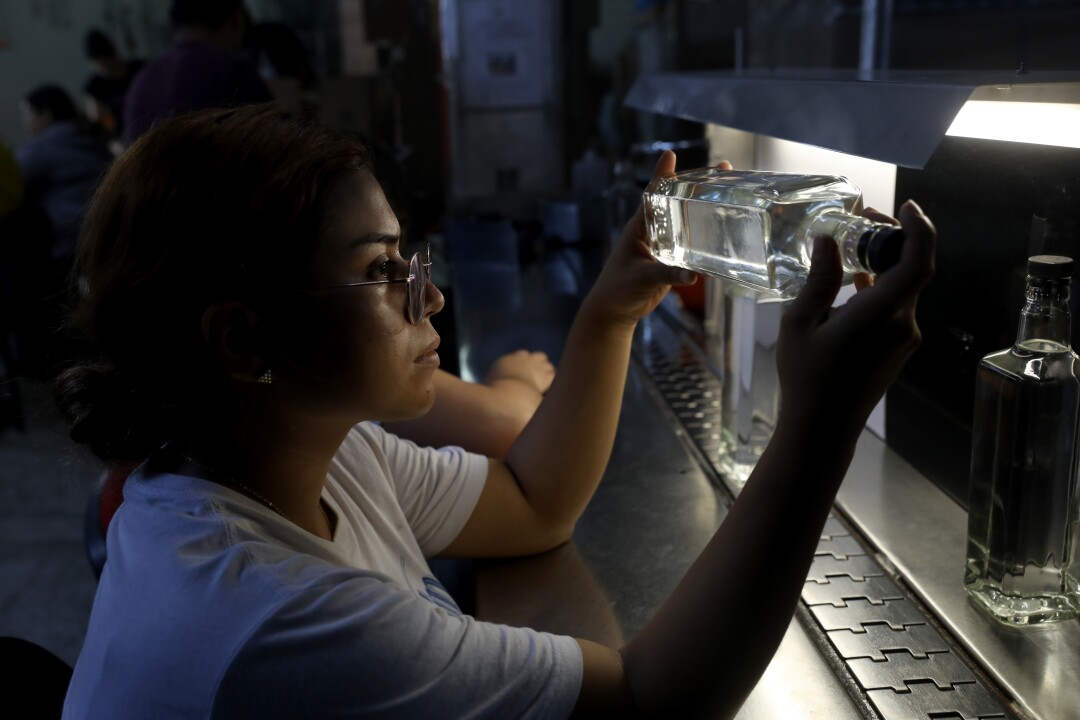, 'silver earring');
257,369,272,385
